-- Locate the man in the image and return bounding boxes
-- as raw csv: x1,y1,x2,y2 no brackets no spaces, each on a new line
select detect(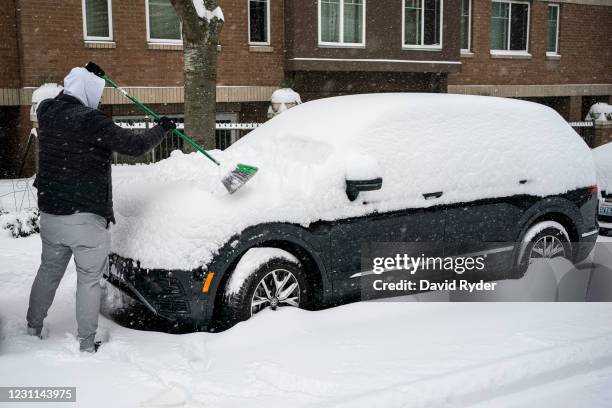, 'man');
26,65,176,352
